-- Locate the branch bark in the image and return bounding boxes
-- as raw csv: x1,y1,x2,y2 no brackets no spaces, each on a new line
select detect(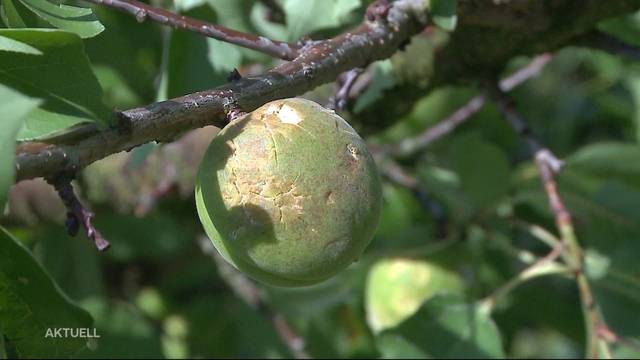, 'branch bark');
14,0,640,183
15,0,428,182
